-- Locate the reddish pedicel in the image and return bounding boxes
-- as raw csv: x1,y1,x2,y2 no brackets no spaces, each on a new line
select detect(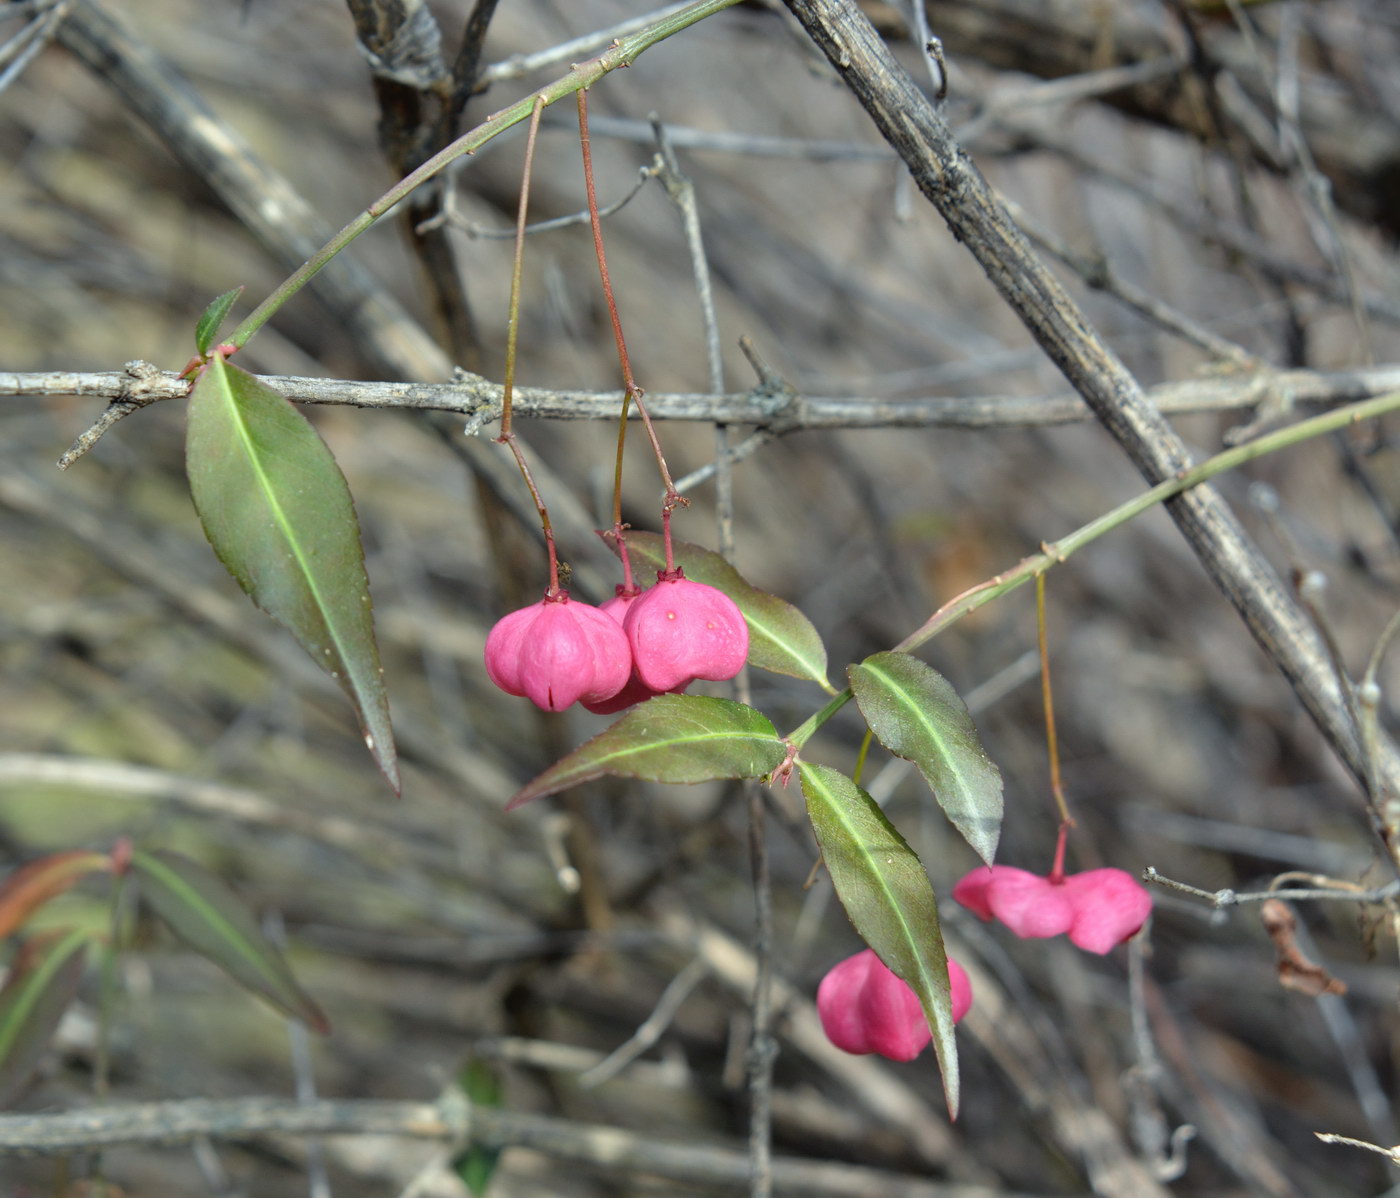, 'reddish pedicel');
953,864,1151,954
623,571,749,693
484,593,631,712
816,948,972,1062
